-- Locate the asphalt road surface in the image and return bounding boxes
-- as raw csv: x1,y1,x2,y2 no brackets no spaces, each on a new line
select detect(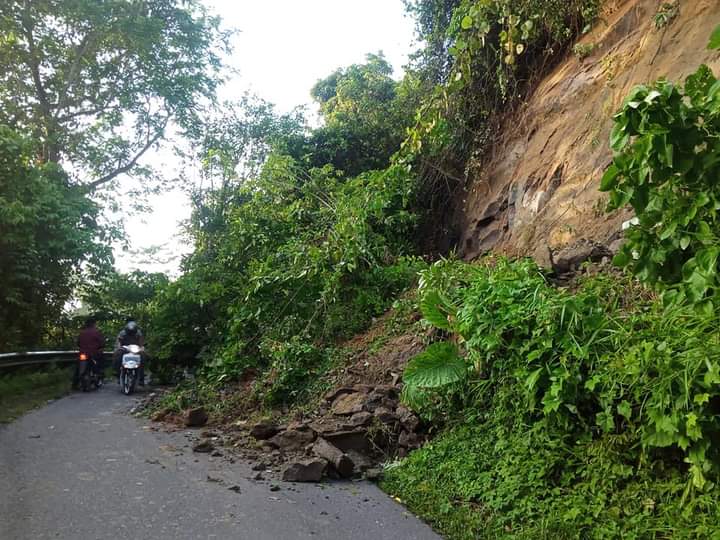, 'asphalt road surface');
0,385,440,540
